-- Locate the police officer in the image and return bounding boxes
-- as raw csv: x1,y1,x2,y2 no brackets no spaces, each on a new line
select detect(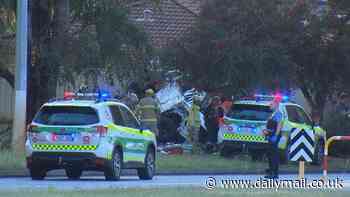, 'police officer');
136,89,160,137
263,96,283,179
204,96,221,152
